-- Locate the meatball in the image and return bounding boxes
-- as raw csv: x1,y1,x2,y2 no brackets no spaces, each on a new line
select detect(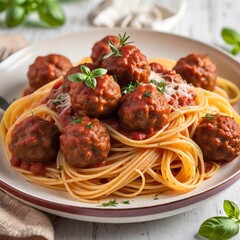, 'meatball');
173,53,217,91
149,62,165,73
10,116,60,163
102,45,151,87
60,117,110,168
28,54,72,91
150,62,184,84
91,35,120,67
193,113,240,162
118,84,170,133
62,63,95,93
69,72,121,118
150,62,195,108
